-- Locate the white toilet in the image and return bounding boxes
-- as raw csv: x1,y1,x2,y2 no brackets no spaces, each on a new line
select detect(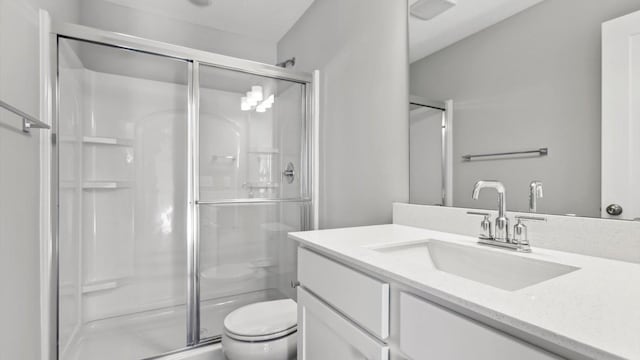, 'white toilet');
222,299,297,360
